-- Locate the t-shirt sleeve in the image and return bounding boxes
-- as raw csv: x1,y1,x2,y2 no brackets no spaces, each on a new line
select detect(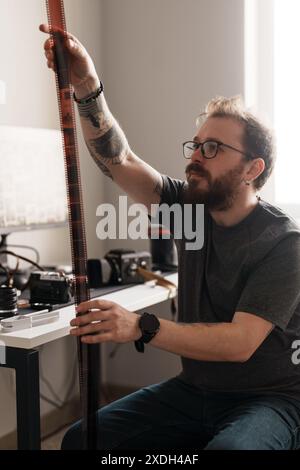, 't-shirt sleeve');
148,174,186,234
159,174,186,205
236,233,300,330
